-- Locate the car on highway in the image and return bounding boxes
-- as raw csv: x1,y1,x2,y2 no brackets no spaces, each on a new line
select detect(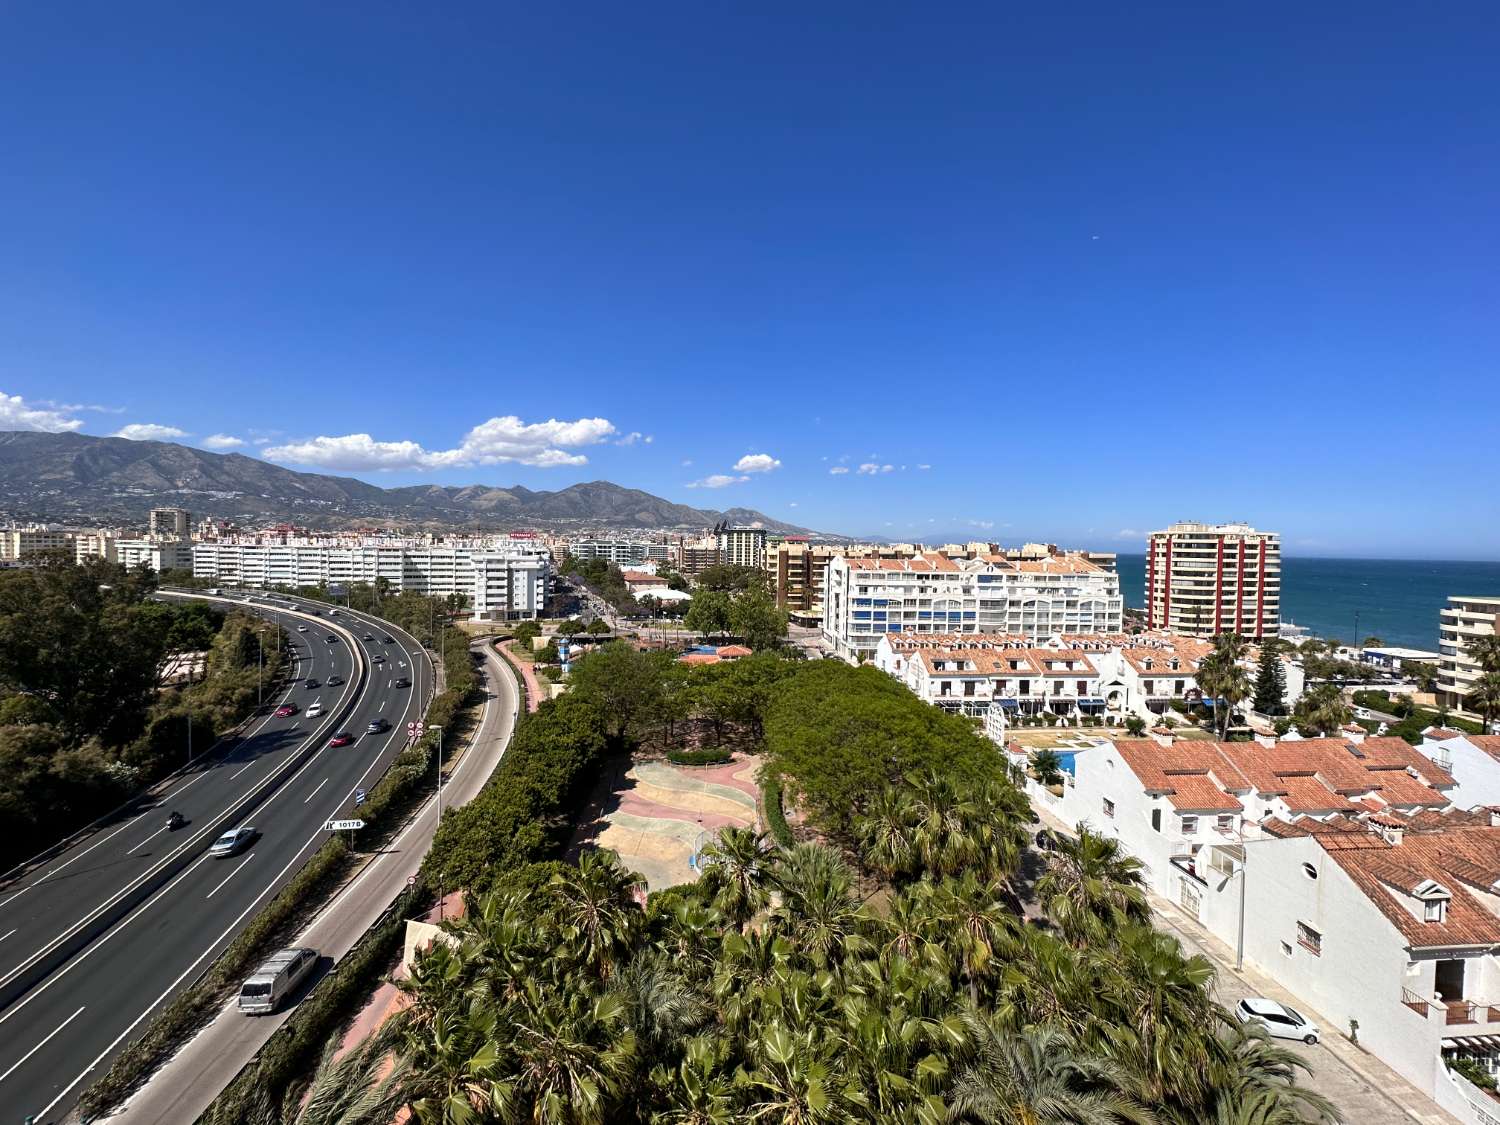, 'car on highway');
366,718,389,734
372,654,385,664
1235,998,1319,1044
308,608,321,615
307,700,324,717
327,674,344,686
325,634,339,644
209,827,258,857
382,634,394,644
296,624,308,632
363,633,375,642
393,677,411,689
328,731,355,748
274,703,298,717
238,947,318,1015
305,677,320,689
